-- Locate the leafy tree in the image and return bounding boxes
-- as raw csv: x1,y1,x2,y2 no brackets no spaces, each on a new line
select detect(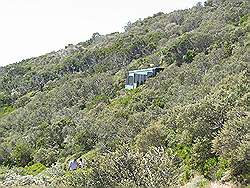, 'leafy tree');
11,142,33,167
